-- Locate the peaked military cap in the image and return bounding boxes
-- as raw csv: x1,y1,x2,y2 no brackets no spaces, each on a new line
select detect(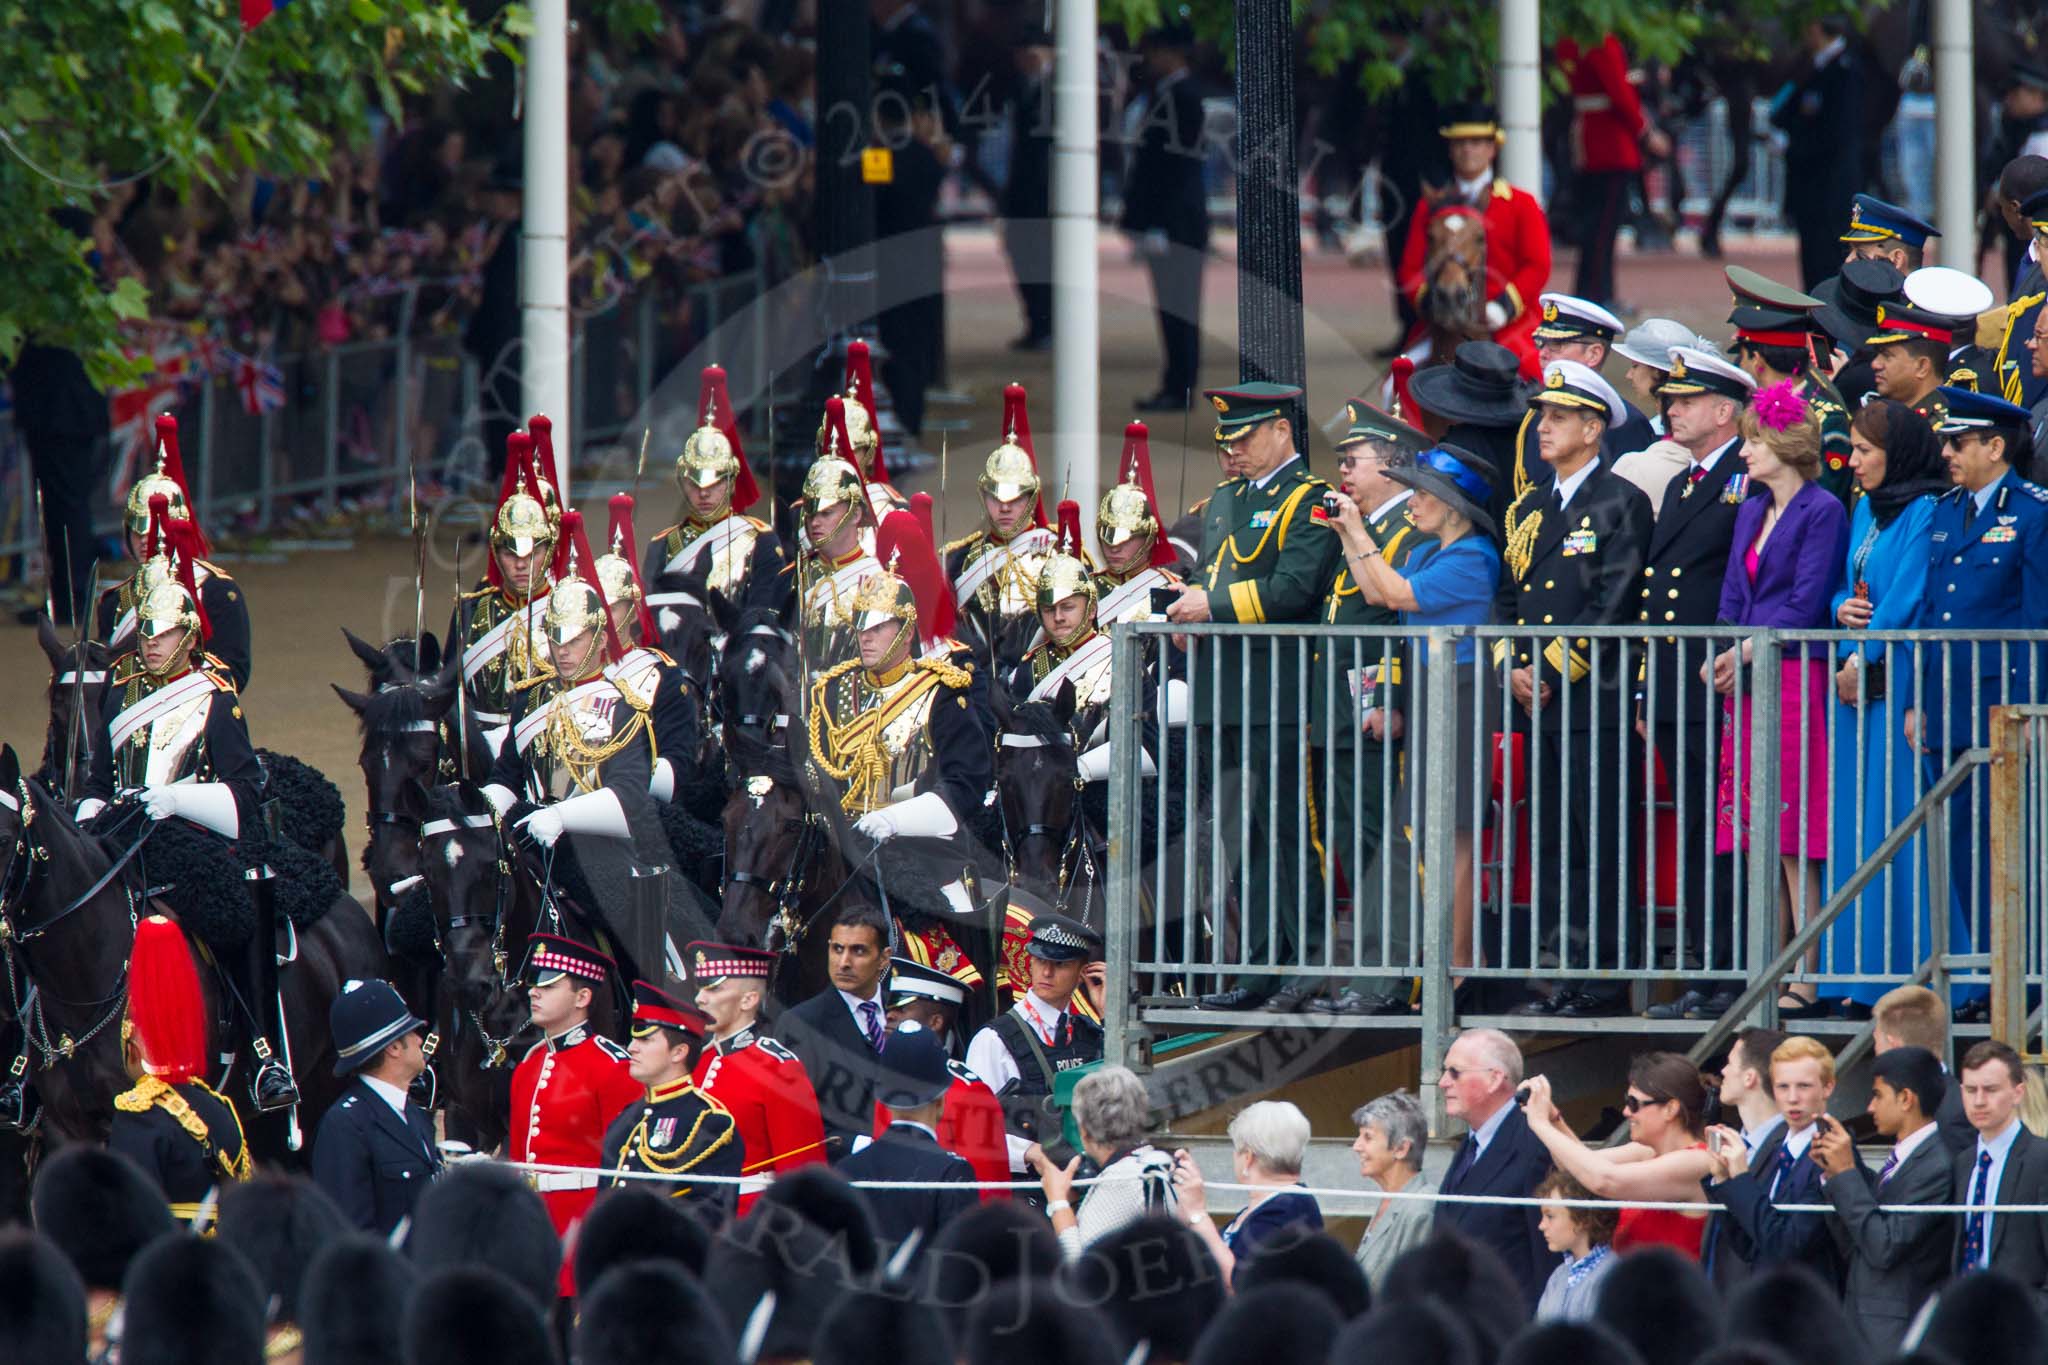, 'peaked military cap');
888,956,970,1007
1531,293,1624,343
687,940,776,984
1529,359,1625,424
1656,347,1757,402
519,931,613,987
630,979,710,1040
1335,397,1432,454
1204,382,1303,440
1025,911,1104,962
1931,386,2032,435
1840,194,1940,248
